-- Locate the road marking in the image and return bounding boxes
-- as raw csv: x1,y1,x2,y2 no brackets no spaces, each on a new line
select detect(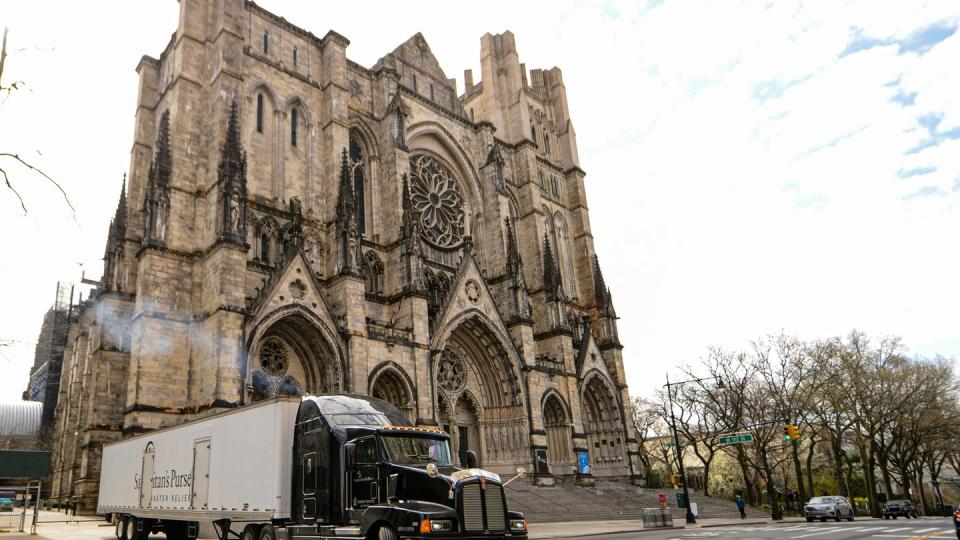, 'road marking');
792,528,846,538
911,528,938,534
